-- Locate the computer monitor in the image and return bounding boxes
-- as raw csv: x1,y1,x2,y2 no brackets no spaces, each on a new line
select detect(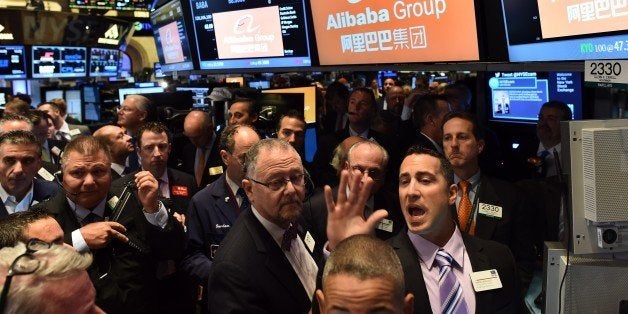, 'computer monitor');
82,85,101,122
175,86,209,108
0,45,27,80
65,89,83,123
89,47,120,77
31,46,87,79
